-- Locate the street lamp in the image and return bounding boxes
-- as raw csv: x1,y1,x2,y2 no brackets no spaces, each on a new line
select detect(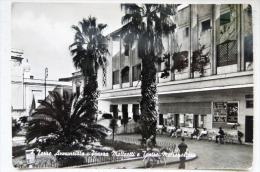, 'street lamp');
45,68,48,100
